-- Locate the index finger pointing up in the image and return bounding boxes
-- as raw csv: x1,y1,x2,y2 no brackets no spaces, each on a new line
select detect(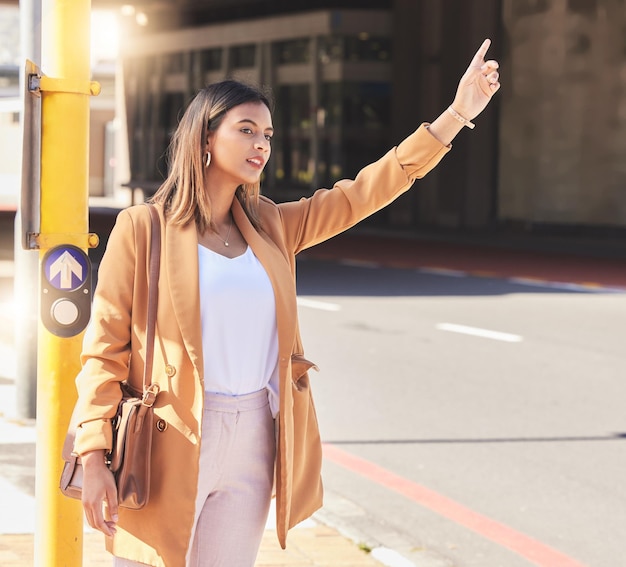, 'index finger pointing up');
470,39,492,68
